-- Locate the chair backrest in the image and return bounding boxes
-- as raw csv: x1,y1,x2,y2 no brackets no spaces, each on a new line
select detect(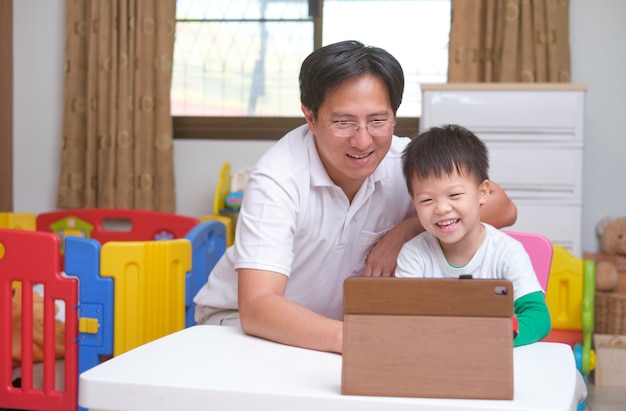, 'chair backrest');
504,231,553,292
